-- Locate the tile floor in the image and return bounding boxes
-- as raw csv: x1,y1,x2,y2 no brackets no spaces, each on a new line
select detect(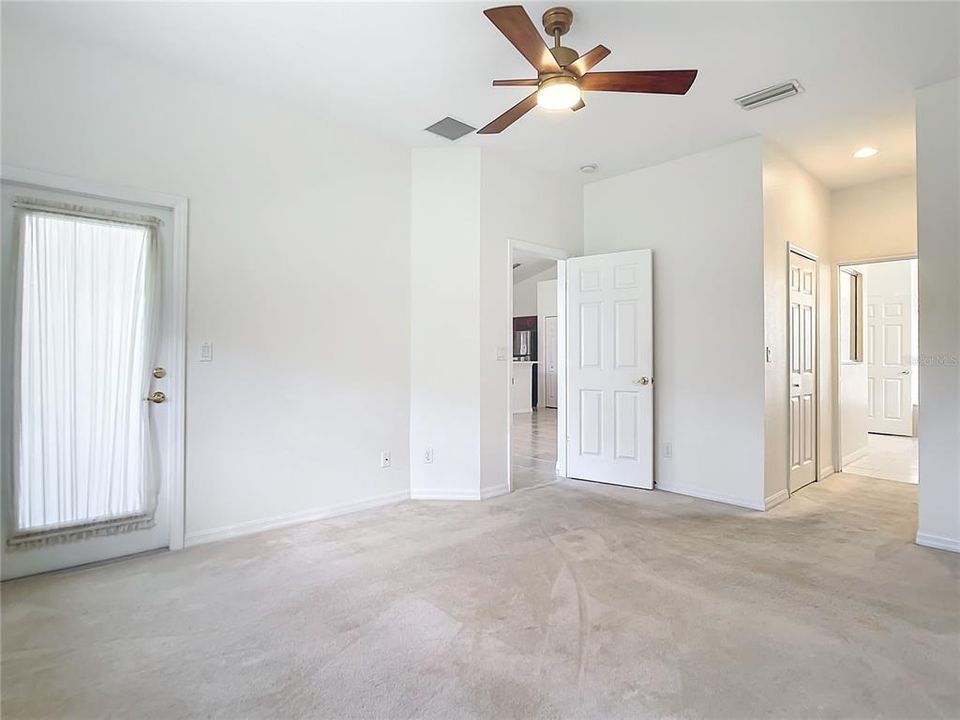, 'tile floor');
843,432,918,484
511,408,558,491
